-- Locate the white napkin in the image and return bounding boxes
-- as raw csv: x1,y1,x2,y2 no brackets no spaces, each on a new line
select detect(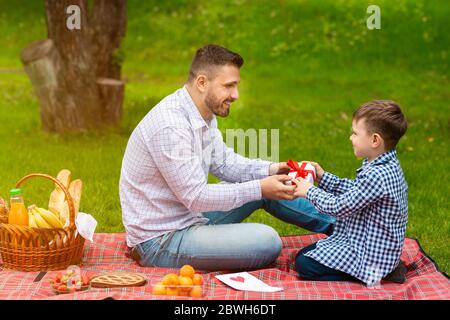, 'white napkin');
75,212,97,242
